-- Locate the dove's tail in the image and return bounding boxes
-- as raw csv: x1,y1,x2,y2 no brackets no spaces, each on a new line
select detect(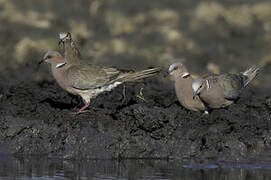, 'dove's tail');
118,67,161,82
242,66,261,87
